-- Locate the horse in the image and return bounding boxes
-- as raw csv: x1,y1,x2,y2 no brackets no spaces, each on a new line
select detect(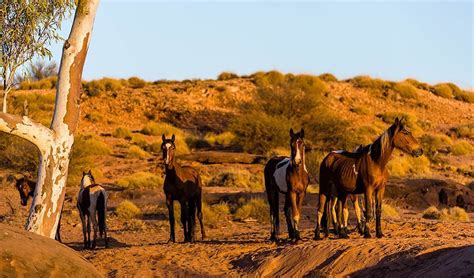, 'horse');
314,117,423,239
77,170,108,249
161,134,205,243
264,128,310,242
15,175,62,242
